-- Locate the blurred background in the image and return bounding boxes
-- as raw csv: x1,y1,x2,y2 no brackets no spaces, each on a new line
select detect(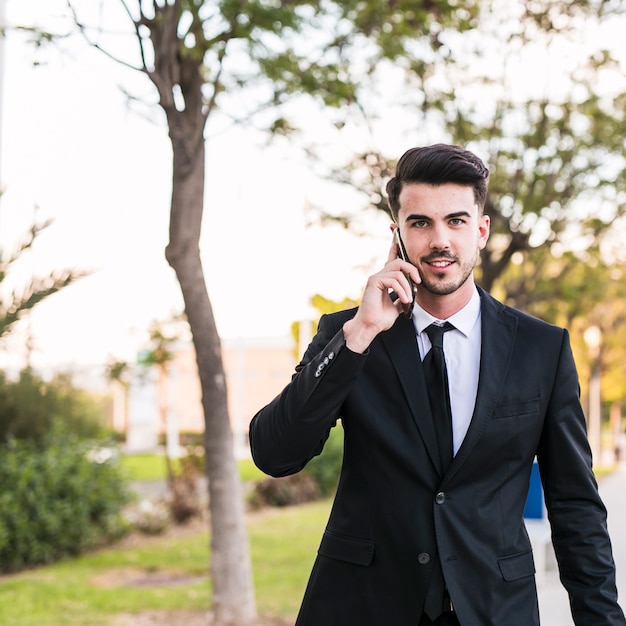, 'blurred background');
1,1,625,624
